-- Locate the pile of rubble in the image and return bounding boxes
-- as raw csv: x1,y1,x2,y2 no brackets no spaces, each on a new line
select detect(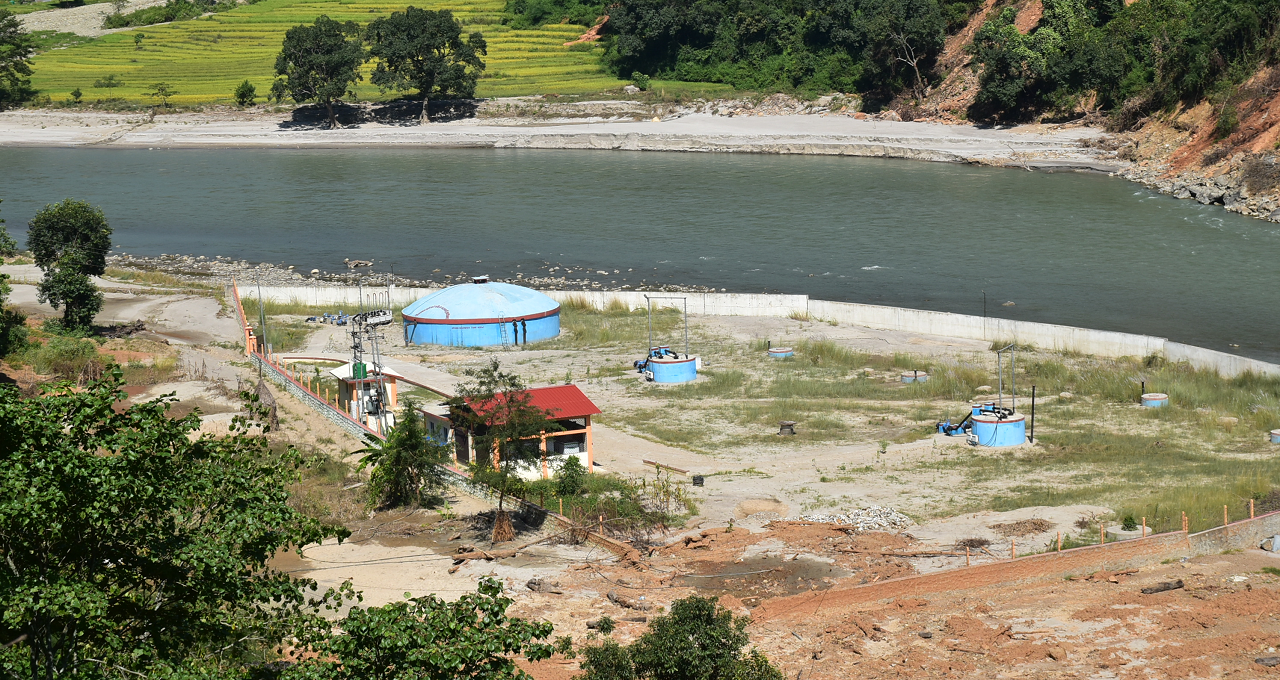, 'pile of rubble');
797,506,914,532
